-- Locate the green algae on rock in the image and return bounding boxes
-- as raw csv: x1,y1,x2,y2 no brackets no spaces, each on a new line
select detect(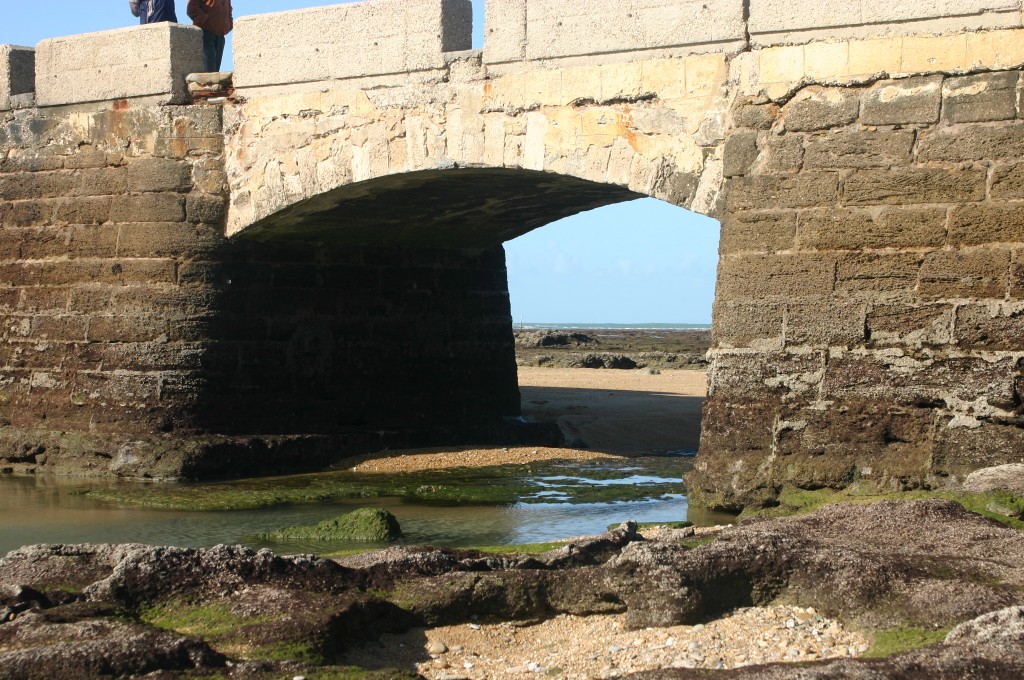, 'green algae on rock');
81,457,690,511
737,485,1024,530
260,508,403,542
